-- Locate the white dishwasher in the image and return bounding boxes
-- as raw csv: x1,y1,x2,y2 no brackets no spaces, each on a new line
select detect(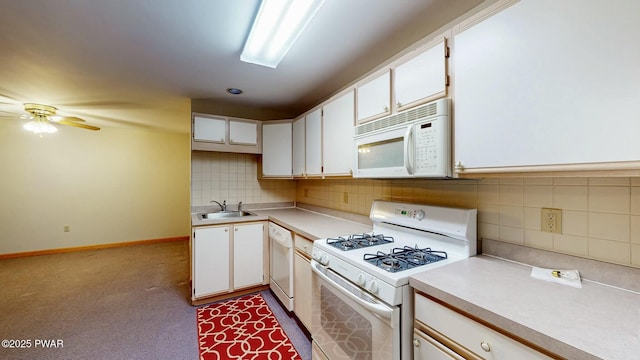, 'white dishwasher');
269,222,294,311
